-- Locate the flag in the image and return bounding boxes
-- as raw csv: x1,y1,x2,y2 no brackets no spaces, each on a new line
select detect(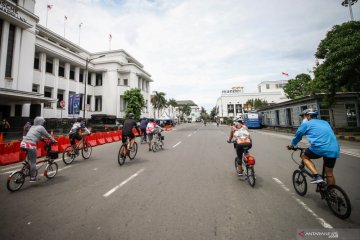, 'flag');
64,16,68,20
109,34,112,40
79,22,83,28
47,4,53,10
282,72,289,76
